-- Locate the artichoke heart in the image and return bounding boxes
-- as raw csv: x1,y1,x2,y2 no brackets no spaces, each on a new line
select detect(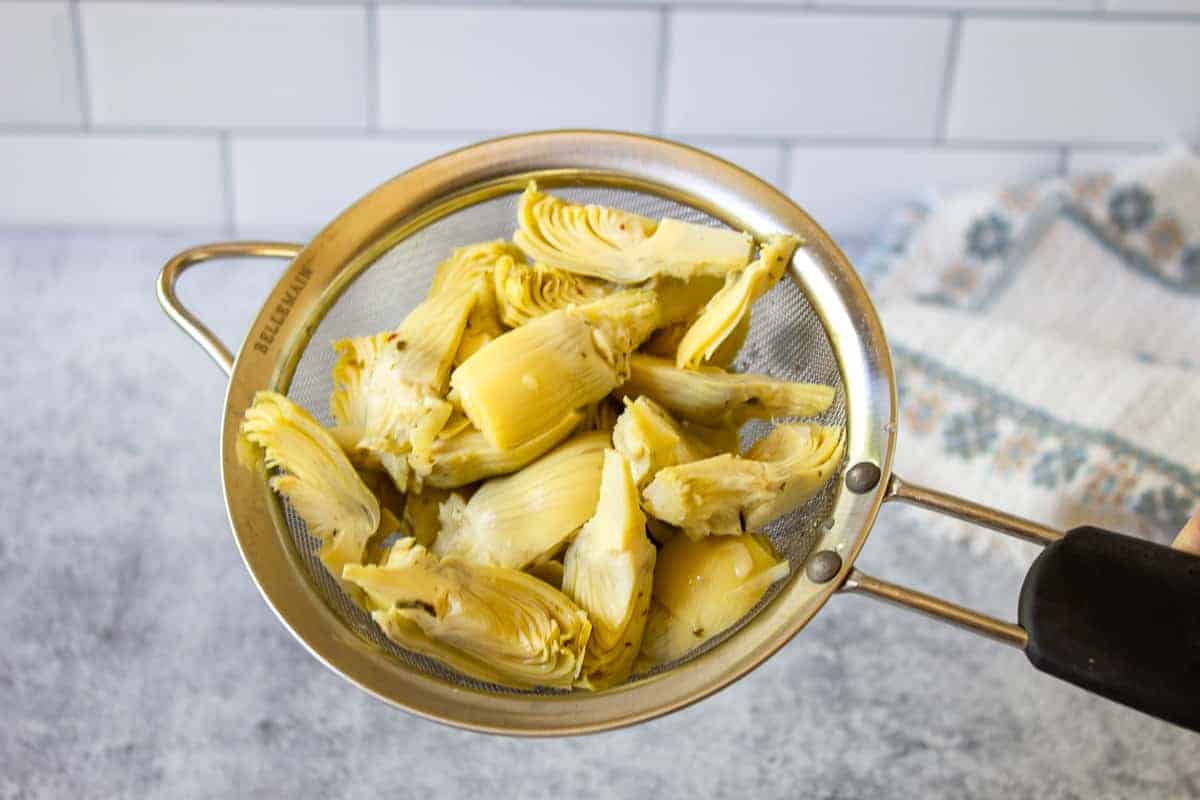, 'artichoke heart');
494,257,607,327
642,424,845,539
513,182,753,283
433,431,609,568
612,396,717,489
400,485,451,548
638,534,788,667
415,409,584,489
675,235,799,369
621,354,834,428
568,289,662,379
430,241,522,363
330,284,476,490
238,391,382,587
449,310,618,450
562,450,656,689
344,538,591,689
